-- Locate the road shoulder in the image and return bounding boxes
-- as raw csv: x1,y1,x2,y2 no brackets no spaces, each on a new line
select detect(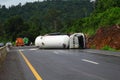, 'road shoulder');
81,49,120,57
0,48,25,80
